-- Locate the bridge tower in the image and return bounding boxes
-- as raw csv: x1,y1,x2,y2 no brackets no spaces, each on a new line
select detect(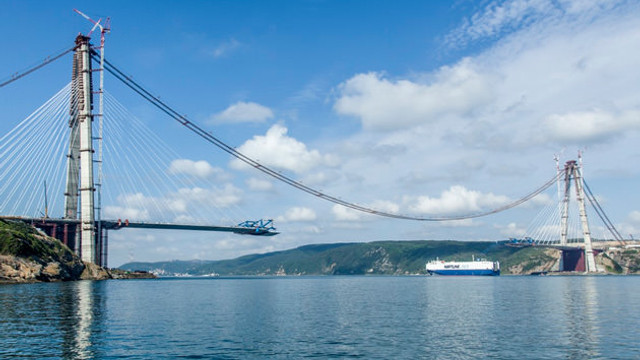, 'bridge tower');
64,35,97,264
559,159,598,272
